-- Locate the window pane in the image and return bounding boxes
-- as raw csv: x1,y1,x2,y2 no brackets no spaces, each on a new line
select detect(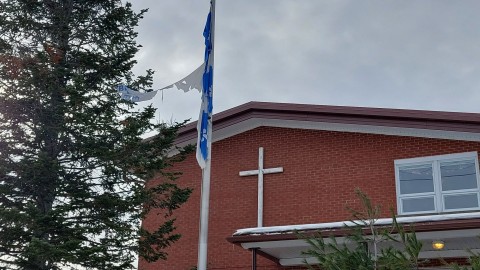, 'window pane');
441,161,478,191
402,197,435,213
399,165,434,194
444,193,479,210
